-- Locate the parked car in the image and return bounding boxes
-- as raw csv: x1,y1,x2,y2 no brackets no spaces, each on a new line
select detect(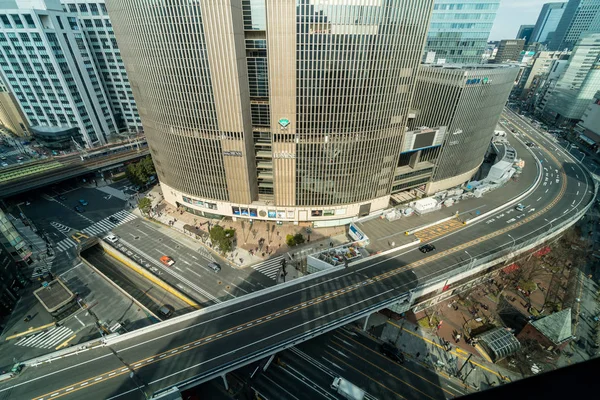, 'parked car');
380,342,404,363
419,244,436,253
74,205,84,213
79,199,88,206
109,216,119,224
160,256,175,266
